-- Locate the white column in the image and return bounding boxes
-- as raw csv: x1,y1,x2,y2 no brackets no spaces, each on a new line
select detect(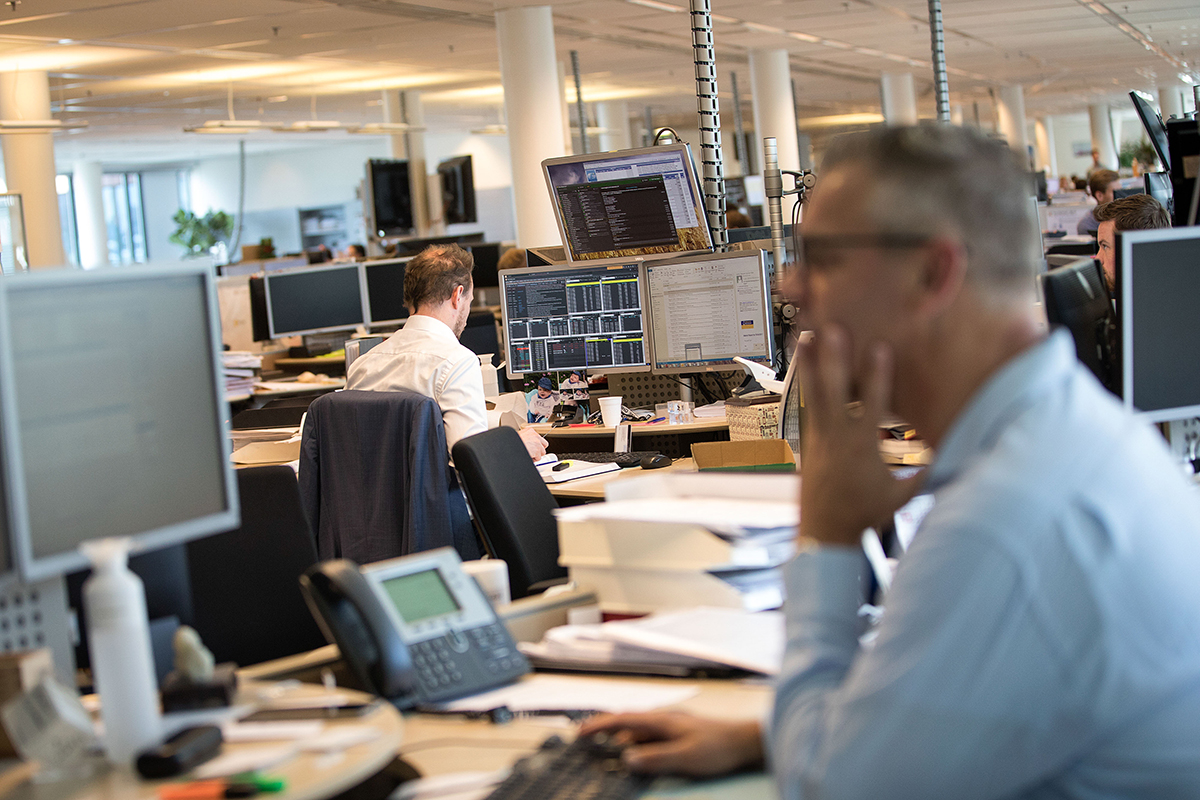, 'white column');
1158,84,1185,120
749,49,800,174
880,73,918,126
0,70,65,268
72,161,107,269
382,90,429,235
1034,117,1058,177
596,100,631,152
496,6,567,248
1088,104,1118,170
995,85,1029,165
